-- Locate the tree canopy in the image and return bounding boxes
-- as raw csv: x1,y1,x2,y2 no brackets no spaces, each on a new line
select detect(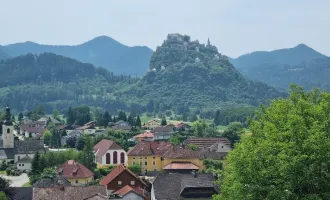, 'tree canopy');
215,85,330,200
